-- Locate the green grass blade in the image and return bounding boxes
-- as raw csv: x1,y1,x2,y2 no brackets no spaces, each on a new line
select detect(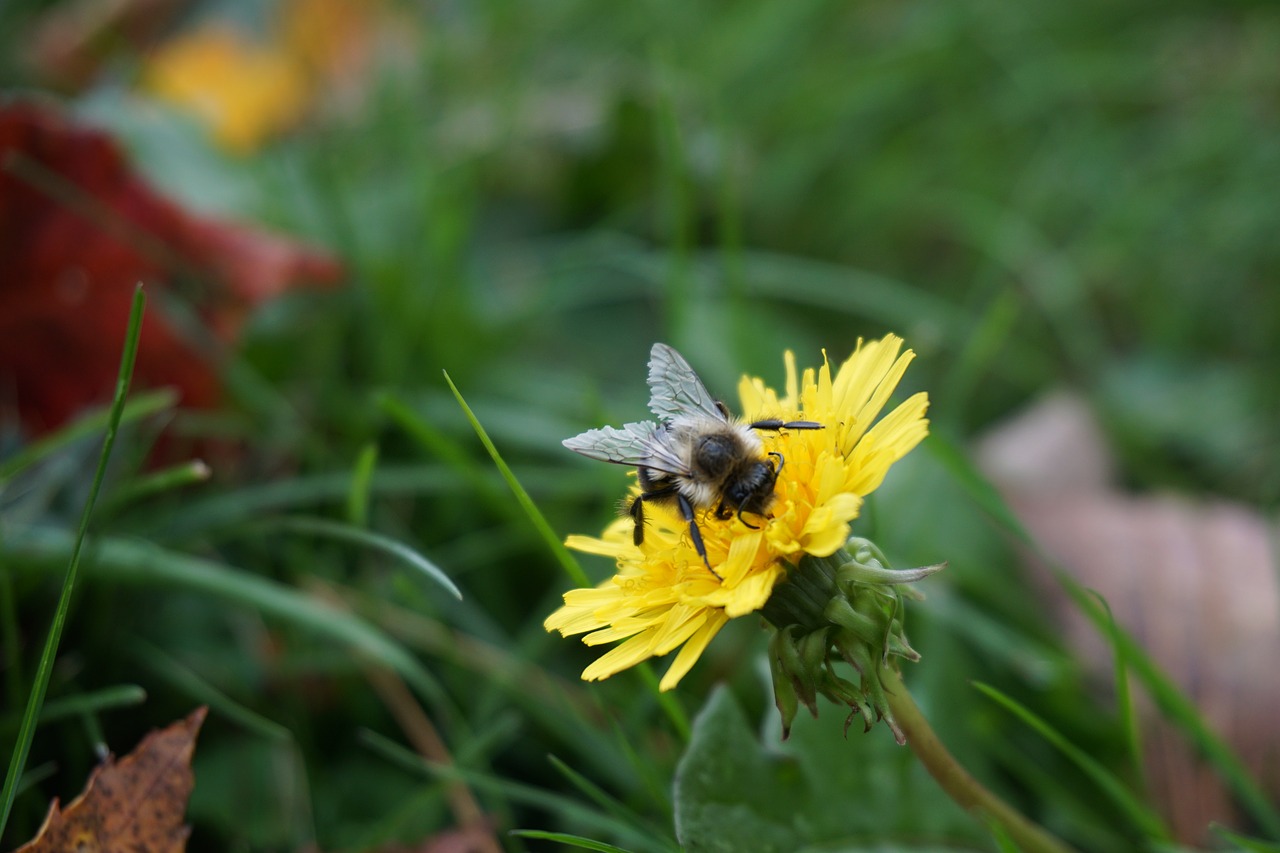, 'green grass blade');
442,370,588,587
607,717,674,820
77,710,108,757
653,57,694,344
97,459,211,517
147,460,591,542
347,442,379,527
547,754,675,845
0,387,176,484
359,729,671,853
338,583,647,791
6,528,452,716
924,432,1031,540
376,392,514,519
1094,592,1144,787
509,830,637,853
0,686,147,736
132,641,291,742
0,285,146,837
267,515,462,600
937,288,1021,420
1211,823,1280,851
547,753,627,816
144,463,449,539
728,250,962,335
0,567,21,712
631,663,690,743
987,818,1020,853
972,681,1172,841
11,763,57,801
